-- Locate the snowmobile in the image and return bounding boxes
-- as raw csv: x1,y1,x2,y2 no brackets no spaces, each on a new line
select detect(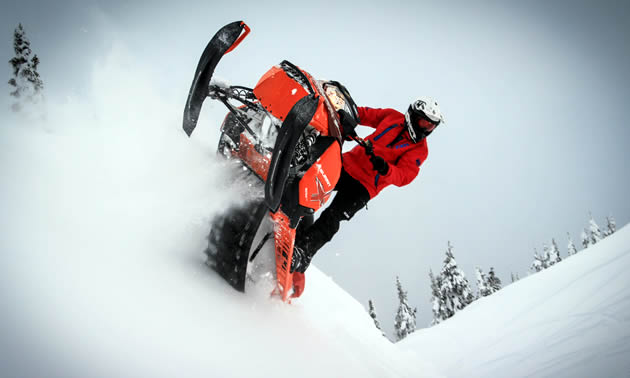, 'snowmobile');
182,21,360,301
